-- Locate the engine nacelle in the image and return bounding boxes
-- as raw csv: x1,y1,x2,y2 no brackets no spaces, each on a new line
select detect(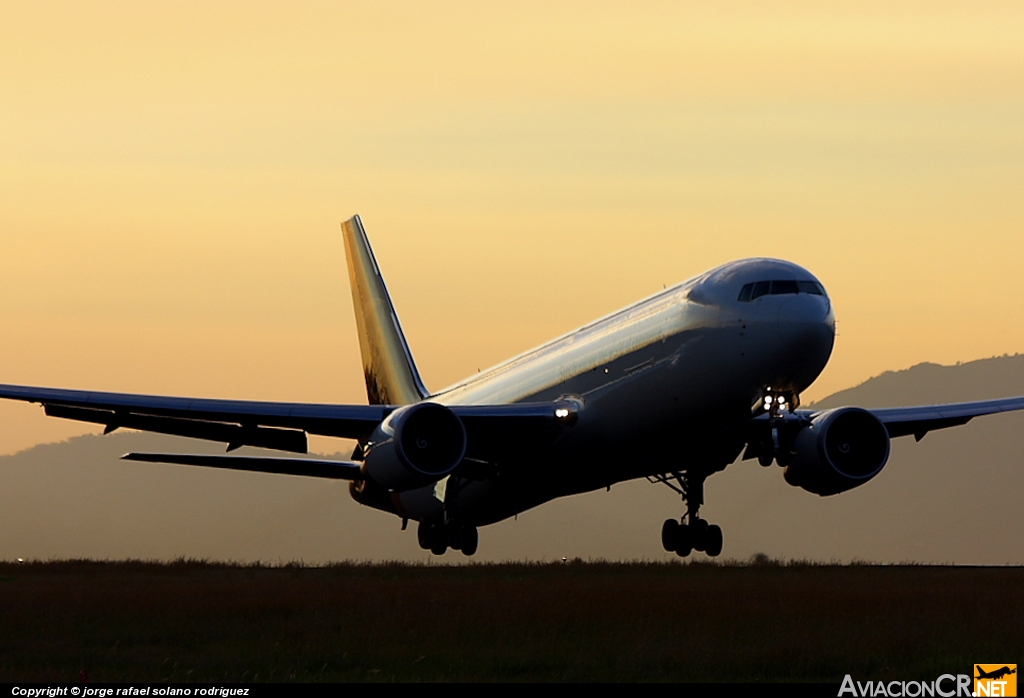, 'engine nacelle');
785,407,890,496
363,402,467,492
